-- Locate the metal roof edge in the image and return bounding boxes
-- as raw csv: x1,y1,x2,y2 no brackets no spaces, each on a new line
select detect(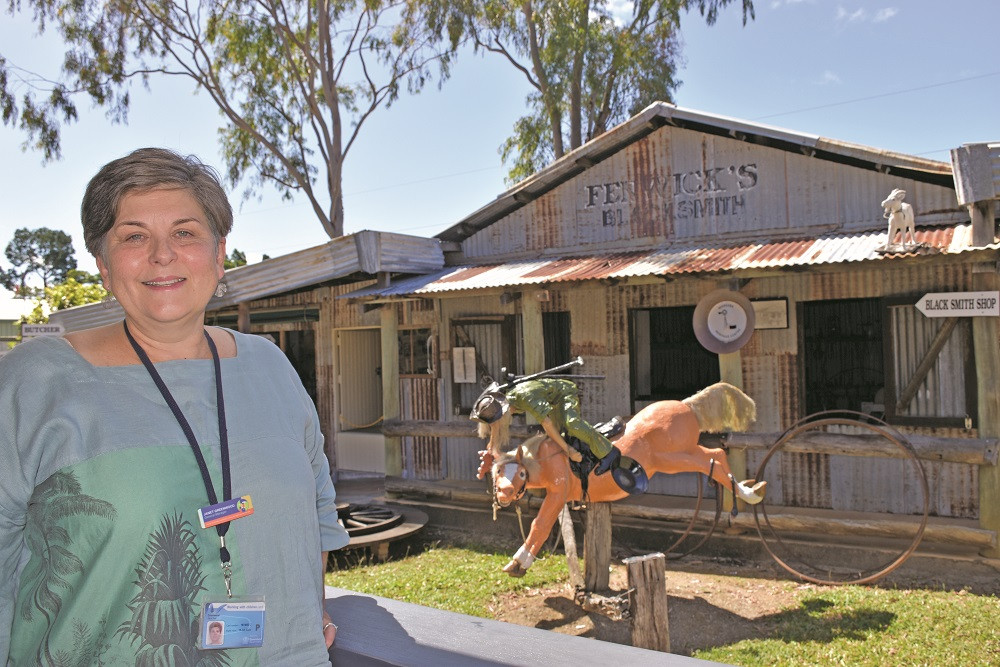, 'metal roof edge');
345,224,998,301
49,230,445,332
